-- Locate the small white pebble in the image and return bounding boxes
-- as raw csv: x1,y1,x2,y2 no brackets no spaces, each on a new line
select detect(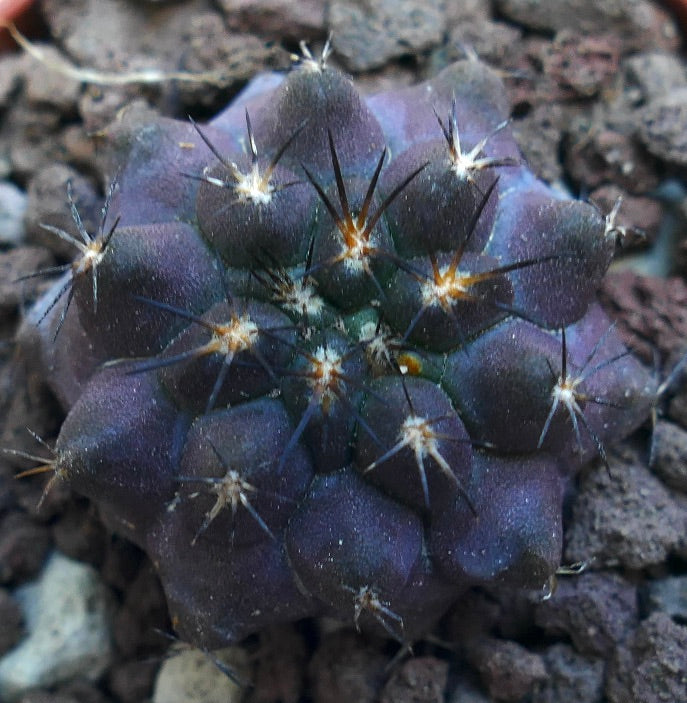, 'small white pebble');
153,646,249,703
0,551,114,702
0,182,28,245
